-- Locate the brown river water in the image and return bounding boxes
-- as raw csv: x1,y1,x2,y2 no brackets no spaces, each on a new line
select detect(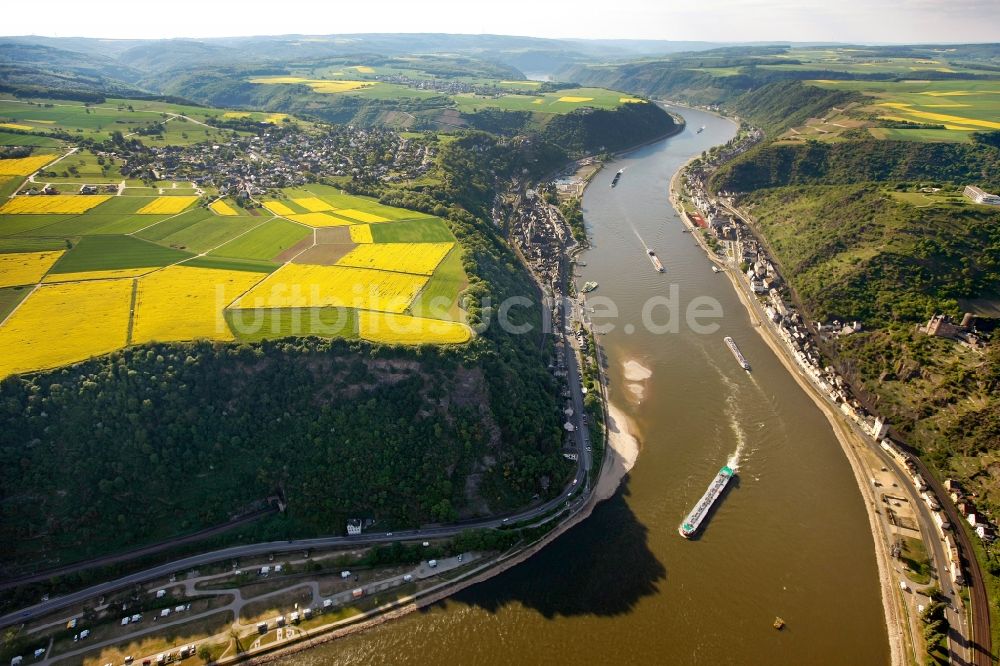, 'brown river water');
278,107,890,665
